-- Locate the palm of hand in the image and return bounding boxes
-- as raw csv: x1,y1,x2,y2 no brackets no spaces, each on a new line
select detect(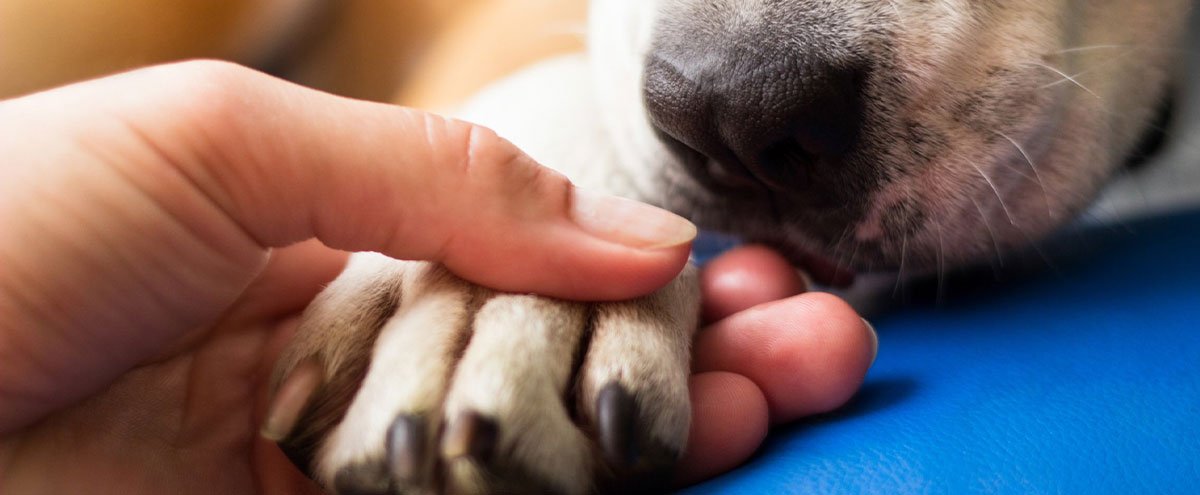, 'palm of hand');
0,242,339,495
